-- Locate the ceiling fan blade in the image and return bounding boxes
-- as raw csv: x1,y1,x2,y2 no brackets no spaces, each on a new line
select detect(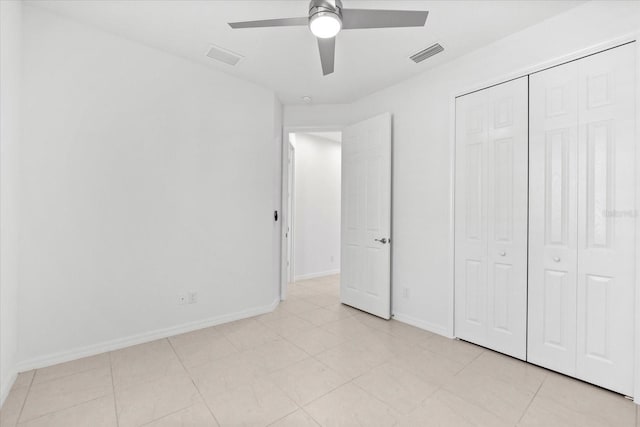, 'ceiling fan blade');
228,17,308,29
317,37,336,76
341,9,428,29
